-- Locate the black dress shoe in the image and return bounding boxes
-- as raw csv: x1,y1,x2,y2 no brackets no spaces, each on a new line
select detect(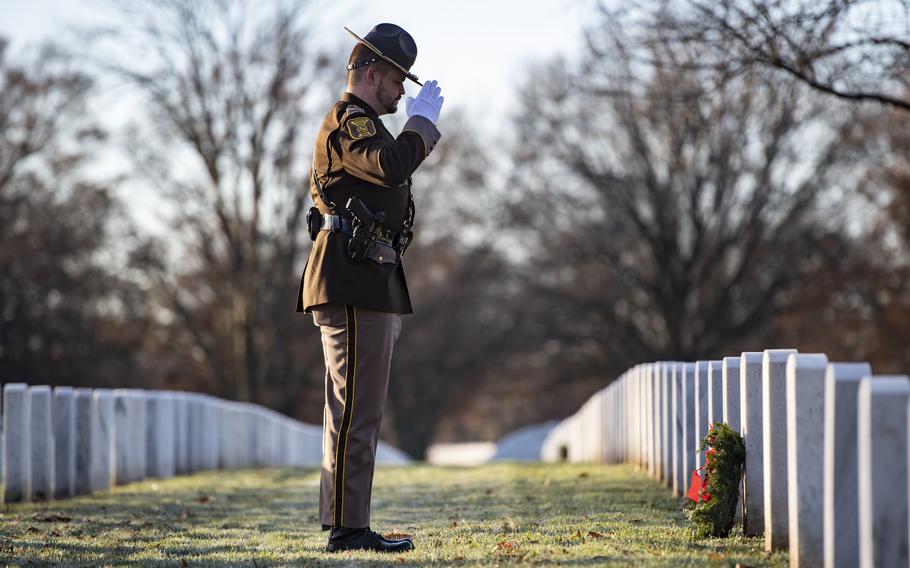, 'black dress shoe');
326,527,415,553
